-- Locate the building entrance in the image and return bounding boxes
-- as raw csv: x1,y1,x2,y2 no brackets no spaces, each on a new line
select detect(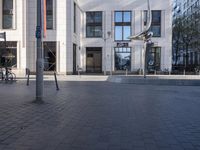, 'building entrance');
86,47,102,73
43,42,56,71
